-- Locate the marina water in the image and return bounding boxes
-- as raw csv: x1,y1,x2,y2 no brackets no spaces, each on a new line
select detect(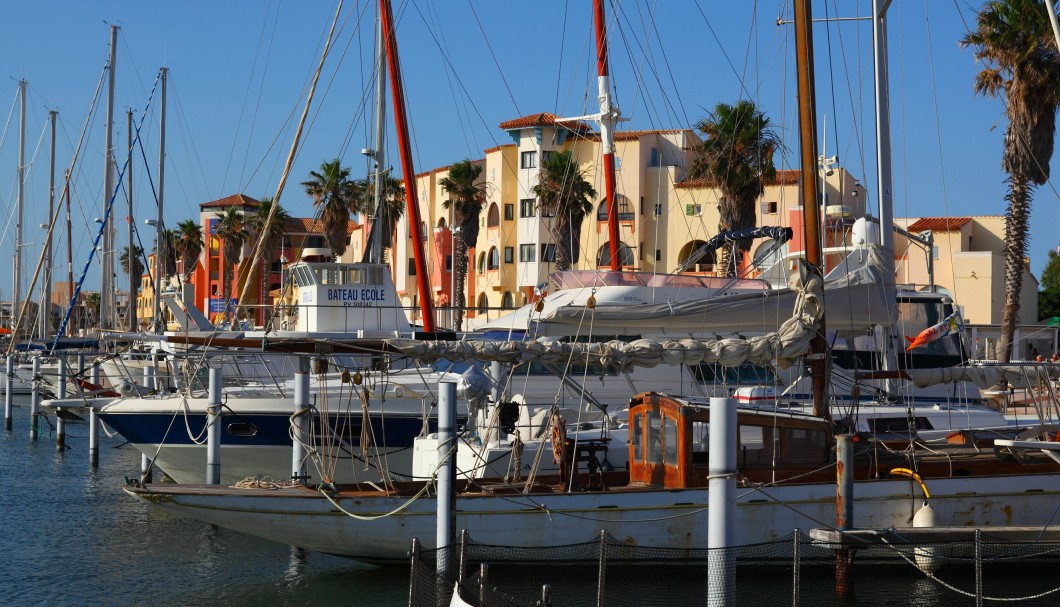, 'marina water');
0,396,408,606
